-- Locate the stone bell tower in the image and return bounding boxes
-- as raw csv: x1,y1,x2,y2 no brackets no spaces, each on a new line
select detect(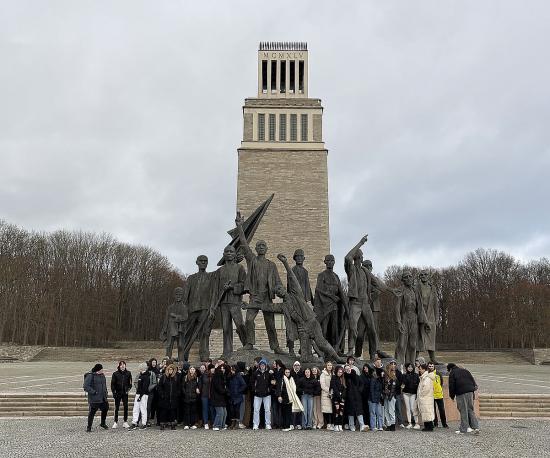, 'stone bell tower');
236,42,330,279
